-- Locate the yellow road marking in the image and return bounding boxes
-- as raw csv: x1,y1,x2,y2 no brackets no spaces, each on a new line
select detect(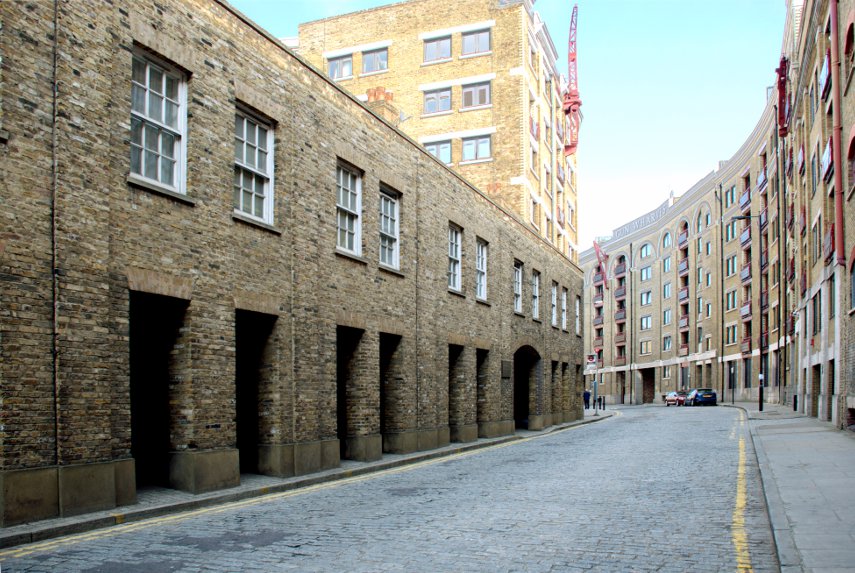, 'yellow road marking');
732,436,753,571
0,415,614,560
